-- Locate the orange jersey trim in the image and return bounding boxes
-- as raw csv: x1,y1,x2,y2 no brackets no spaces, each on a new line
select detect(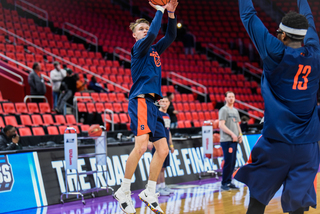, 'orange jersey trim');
137,98,151,136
